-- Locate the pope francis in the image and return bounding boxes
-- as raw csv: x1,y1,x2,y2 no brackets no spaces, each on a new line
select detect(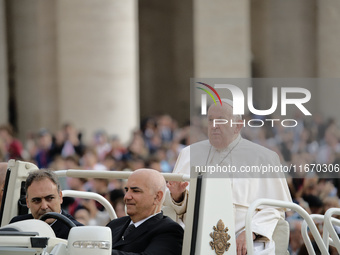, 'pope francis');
166,99,292,255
